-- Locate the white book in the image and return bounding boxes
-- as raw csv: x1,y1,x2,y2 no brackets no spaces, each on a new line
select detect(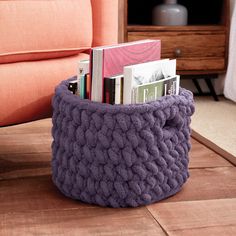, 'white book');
115,75,123,104
77,59,89,95
91,49,103,102
123,59,176,104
